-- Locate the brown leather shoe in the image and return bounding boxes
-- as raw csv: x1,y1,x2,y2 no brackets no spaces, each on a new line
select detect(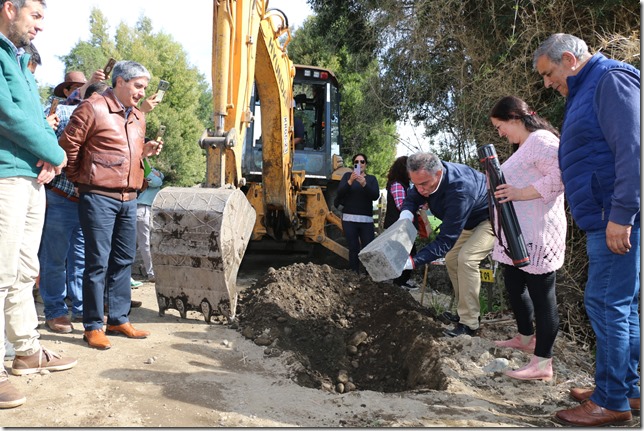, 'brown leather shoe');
83,329,111,350
554,400,633,427
106,322,150,339
570,387,640,415
45,316,73,333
